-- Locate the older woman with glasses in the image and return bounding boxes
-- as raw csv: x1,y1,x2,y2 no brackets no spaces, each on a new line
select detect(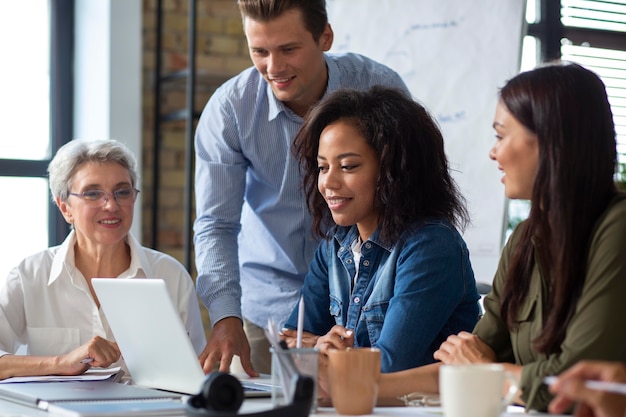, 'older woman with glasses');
0,139,206,380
